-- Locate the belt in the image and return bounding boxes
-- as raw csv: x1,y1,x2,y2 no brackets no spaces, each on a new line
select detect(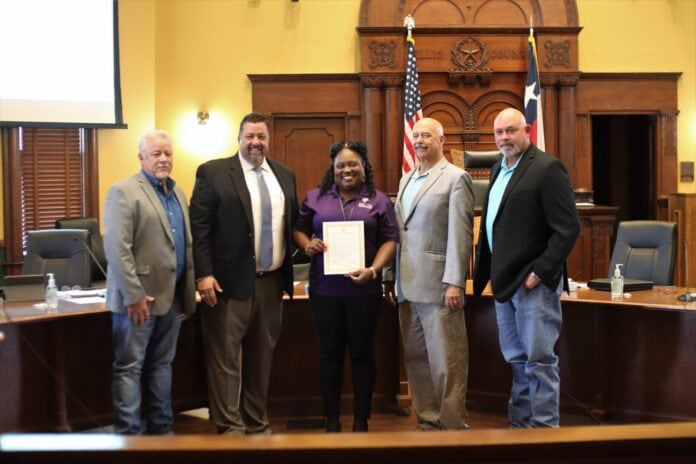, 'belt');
255,269,279,278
